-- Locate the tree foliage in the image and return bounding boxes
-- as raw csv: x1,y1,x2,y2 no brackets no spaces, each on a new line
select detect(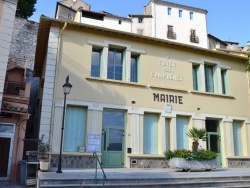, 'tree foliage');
247,46,250,72
16,0,37,19
186,127,206,151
